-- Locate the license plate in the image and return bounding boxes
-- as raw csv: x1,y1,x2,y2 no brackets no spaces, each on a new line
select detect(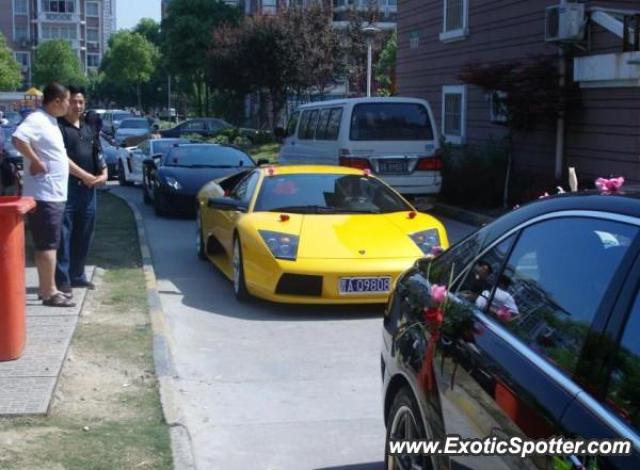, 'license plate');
378,160,408,174
339,276,391,295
